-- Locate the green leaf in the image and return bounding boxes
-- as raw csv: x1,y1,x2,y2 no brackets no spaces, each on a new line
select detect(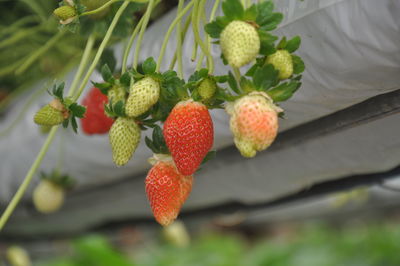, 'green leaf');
243,4,257,21
227,72,240,94
215,75,228,83
259,13,283,31
101,64,113,82
259,30,278,55
69,103,86,118
71,116,78,133
277,37,287,49
240,77,255,93
292,55,305,74
267,81,300,102
256,1,274,26
286,36,301,53
253,64,279,91
222,0,244,20
119,72,131,88
205,20,224,39
145,136,158,154
113,101,126,117
201,150,216,165
142,57,157,75
98,49,116,73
